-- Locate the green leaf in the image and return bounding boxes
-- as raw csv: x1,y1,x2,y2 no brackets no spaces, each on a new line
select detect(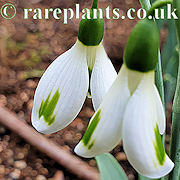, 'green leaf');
164,46,179,108
162,20,177,71
139,174,153,180
95,153,128,180
139,0,151,10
